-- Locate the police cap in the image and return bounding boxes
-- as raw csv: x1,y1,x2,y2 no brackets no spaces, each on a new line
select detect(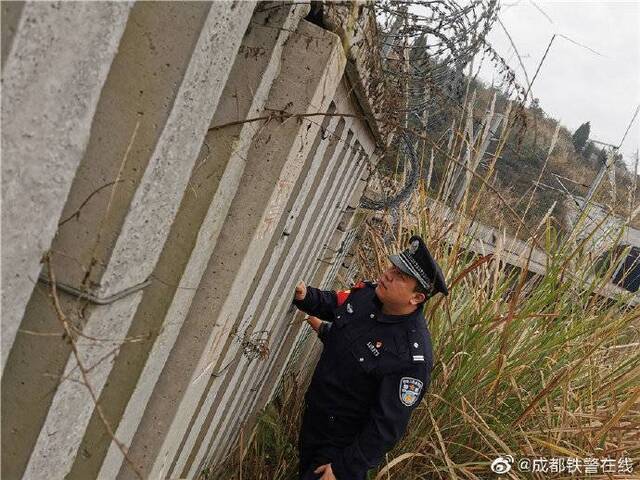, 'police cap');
388,235,448,296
